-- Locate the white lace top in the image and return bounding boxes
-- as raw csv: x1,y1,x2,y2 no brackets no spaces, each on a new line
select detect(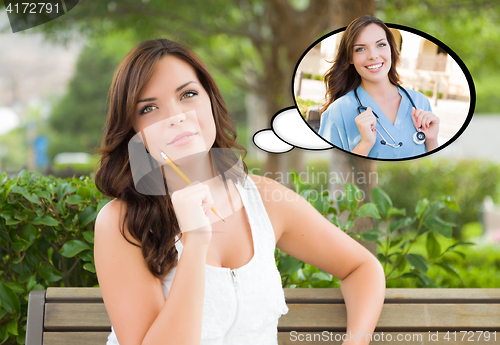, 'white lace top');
106,175,289,344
